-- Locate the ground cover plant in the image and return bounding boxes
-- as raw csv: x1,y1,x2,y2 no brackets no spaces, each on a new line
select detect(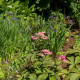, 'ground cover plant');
0,0,80,80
